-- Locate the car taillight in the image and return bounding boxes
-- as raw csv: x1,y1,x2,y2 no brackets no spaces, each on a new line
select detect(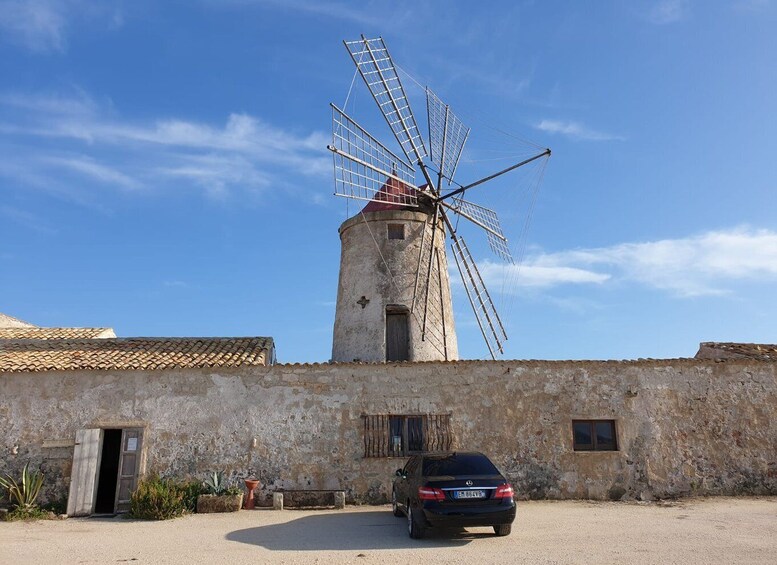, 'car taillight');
417,486,446,501
493,484,514,499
